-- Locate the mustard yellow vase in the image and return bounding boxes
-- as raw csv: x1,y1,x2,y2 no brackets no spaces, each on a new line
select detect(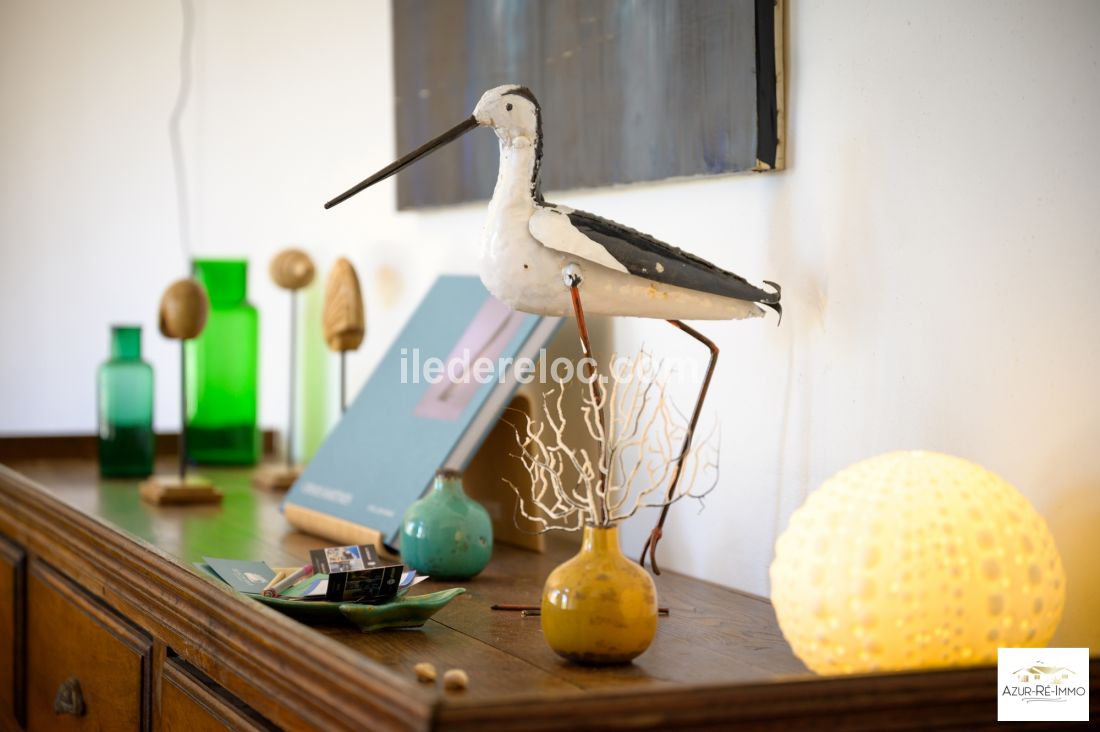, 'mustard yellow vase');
541,525,658,664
